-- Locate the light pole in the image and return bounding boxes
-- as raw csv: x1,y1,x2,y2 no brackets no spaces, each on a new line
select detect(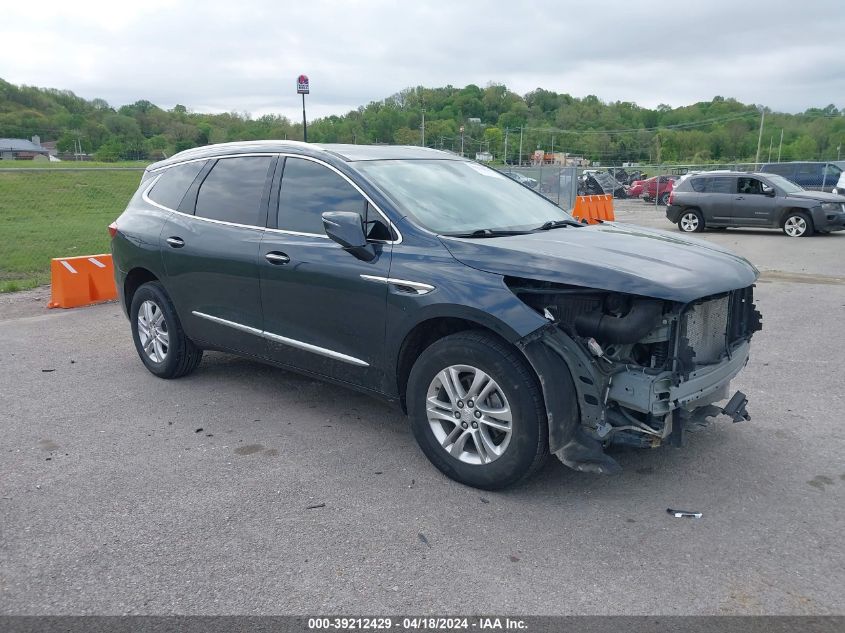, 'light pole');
460,126,465,157
754,106,765,167
420,108,425,146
